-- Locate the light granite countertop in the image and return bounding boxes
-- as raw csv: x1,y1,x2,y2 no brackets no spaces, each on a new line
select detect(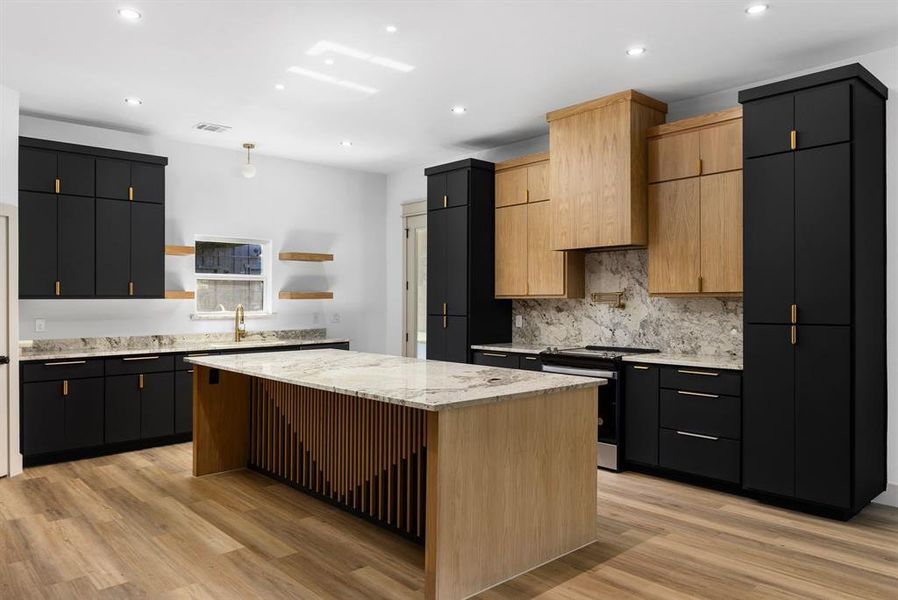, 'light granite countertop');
20,336,349,362
622,352,743,371
470,342,548,355
187,349,602,411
